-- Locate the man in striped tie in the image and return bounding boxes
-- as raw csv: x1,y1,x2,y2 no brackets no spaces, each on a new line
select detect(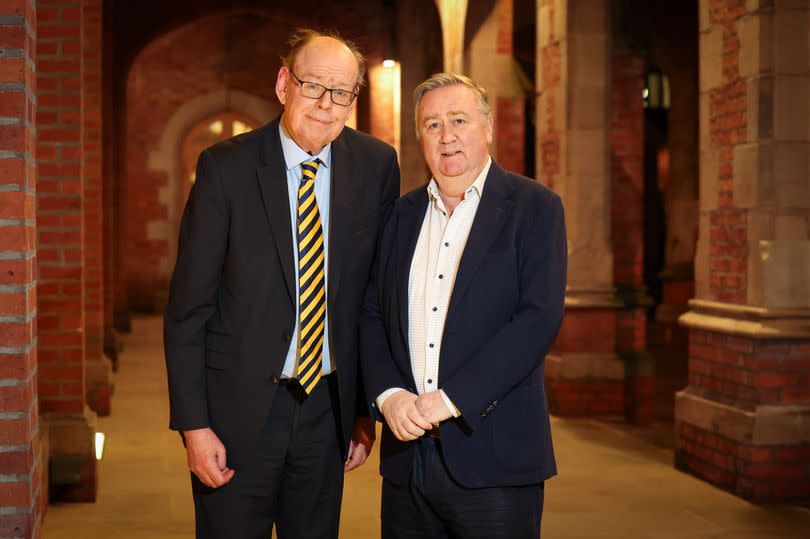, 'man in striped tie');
164,28,400,538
